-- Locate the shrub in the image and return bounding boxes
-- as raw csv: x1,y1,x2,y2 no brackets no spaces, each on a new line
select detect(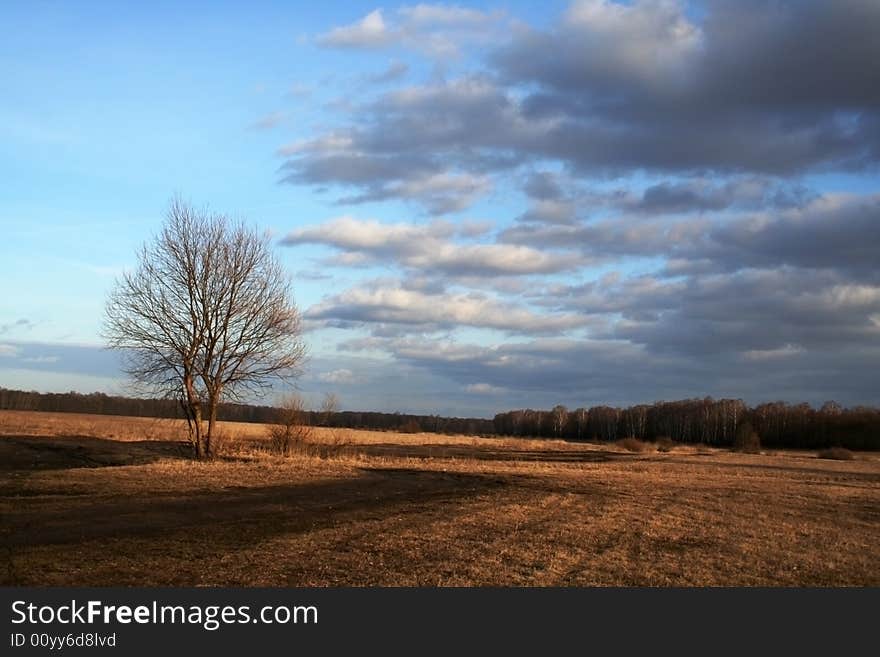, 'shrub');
616,437,651,452
656,437,676,452
398,420,422,434
733,422,761,454
817,447,855,461
268,423,312,456
268,394,312,456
